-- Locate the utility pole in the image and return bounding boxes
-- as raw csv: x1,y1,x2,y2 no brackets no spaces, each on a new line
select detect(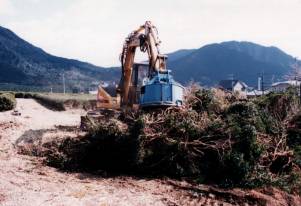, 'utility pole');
299,79,301,103
296,59,301,102
290,58,301,100
271,75,275,85
228,74,235,91
261,72,264,95
228,74,234,80
62,72,66,94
